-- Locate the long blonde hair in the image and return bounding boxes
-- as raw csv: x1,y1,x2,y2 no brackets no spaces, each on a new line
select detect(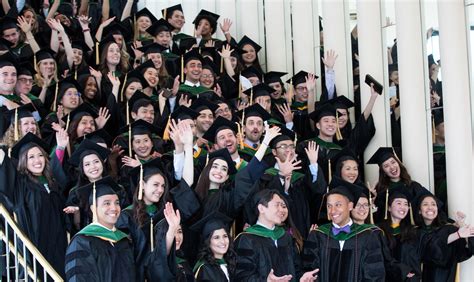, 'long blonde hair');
34,60,59,88
0,122,41,148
